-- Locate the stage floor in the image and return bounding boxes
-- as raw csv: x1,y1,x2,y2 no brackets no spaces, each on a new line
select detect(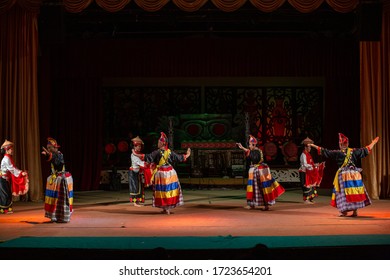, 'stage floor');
1,187,389,259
